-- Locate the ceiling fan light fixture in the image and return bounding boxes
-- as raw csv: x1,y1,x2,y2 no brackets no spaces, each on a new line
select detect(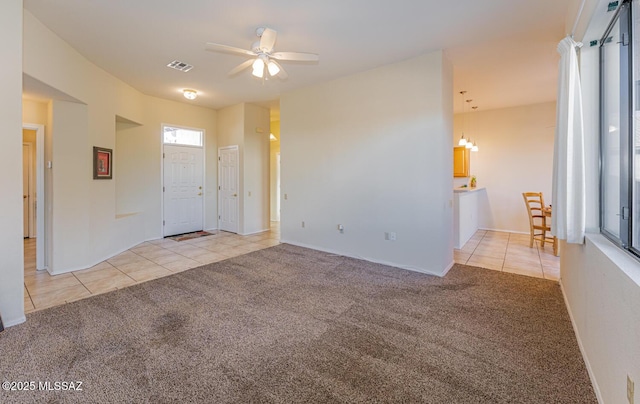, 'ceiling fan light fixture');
183,89,197,100
267,61,280,76
252,57,265,78
458,136,467,146
471,142,479,152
